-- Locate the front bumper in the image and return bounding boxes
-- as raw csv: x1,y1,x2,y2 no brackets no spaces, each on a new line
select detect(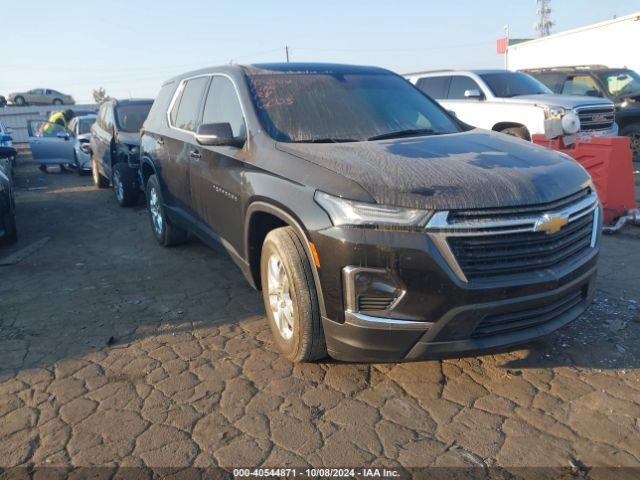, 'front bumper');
322,266,596,362
312,195,600,362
